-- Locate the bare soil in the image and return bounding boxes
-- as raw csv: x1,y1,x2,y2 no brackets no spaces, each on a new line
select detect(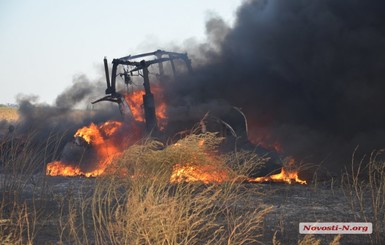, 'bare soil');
257,182,374,244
